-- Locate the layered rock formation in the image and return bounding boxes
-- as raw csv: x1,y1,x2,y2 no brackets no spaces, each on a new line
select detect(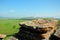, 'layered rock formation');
13,19,59,40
